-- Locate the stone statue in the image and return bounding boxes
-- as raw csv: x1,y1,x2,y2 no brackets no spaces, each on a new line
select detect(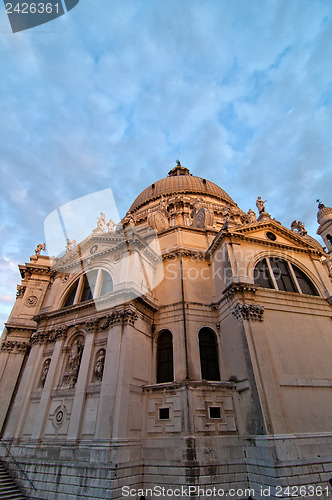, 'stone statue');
256,197,267,214
291,220,307,236
41,359,51,387
94,350,105,381
325,257,332,278
35,243,46,256
106,218,116,234
68,339,83,378
221,206,232,229
66,239,76,253
247,209,257,223
97,212,106,231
